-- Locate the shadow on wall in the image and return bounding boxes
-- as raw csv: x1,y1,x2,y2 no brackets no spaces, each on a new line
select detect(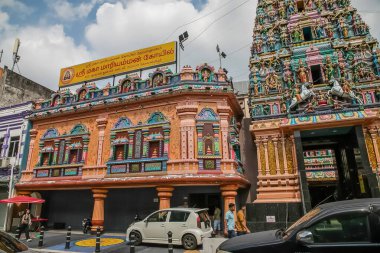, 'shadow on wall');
239,118,257,202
